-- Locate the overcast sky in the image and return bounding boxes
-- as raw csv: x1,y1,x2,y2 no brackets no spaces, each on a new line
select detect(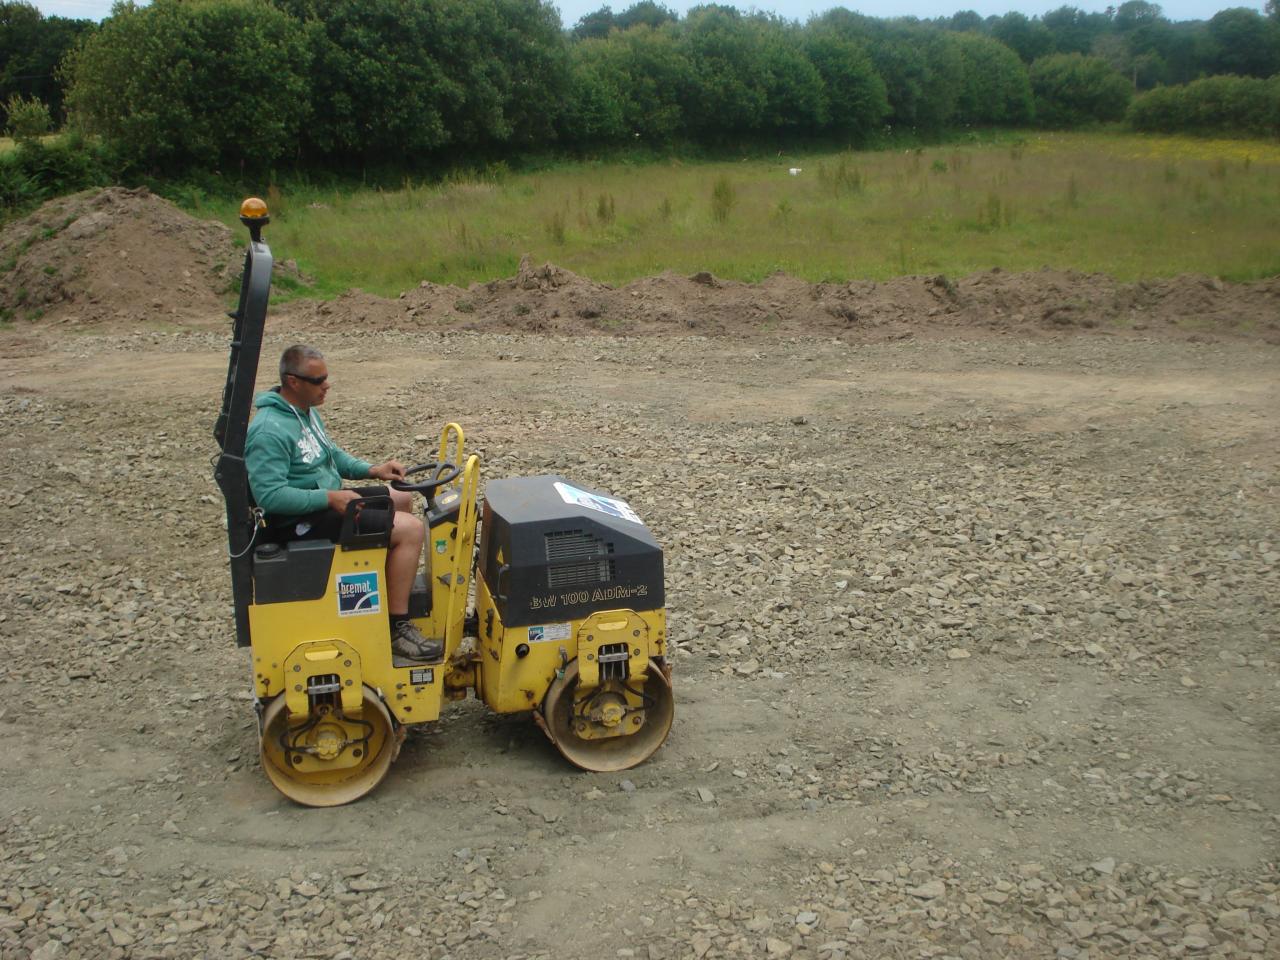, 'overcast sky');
29,0,1269,28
